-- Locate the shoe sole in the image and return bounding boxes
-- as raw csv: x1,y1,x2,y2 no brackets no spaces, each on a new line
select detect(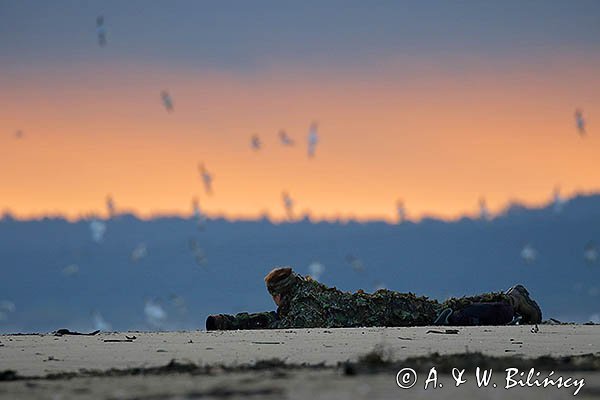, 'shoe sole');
506,285,542,324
